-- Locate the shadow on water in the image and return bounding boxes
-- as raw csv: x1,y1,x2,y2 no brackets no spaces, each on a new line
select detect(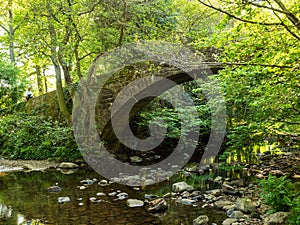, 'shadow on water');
0,167,229,225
